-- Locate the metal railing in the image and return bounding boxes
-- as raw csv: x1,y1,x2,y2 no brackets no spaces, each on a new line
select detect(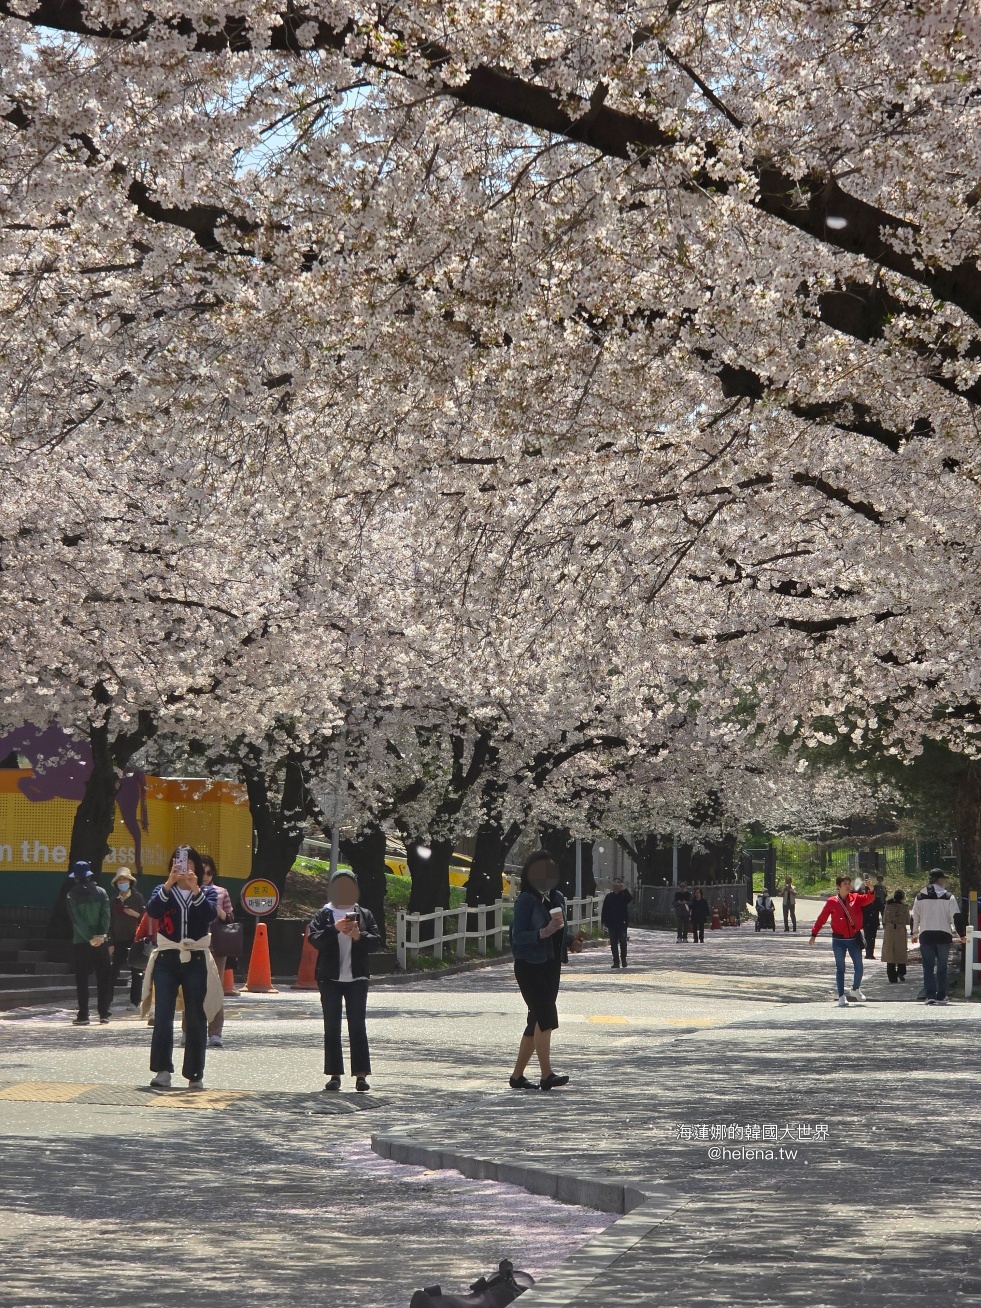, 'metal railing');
396,896,602,970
